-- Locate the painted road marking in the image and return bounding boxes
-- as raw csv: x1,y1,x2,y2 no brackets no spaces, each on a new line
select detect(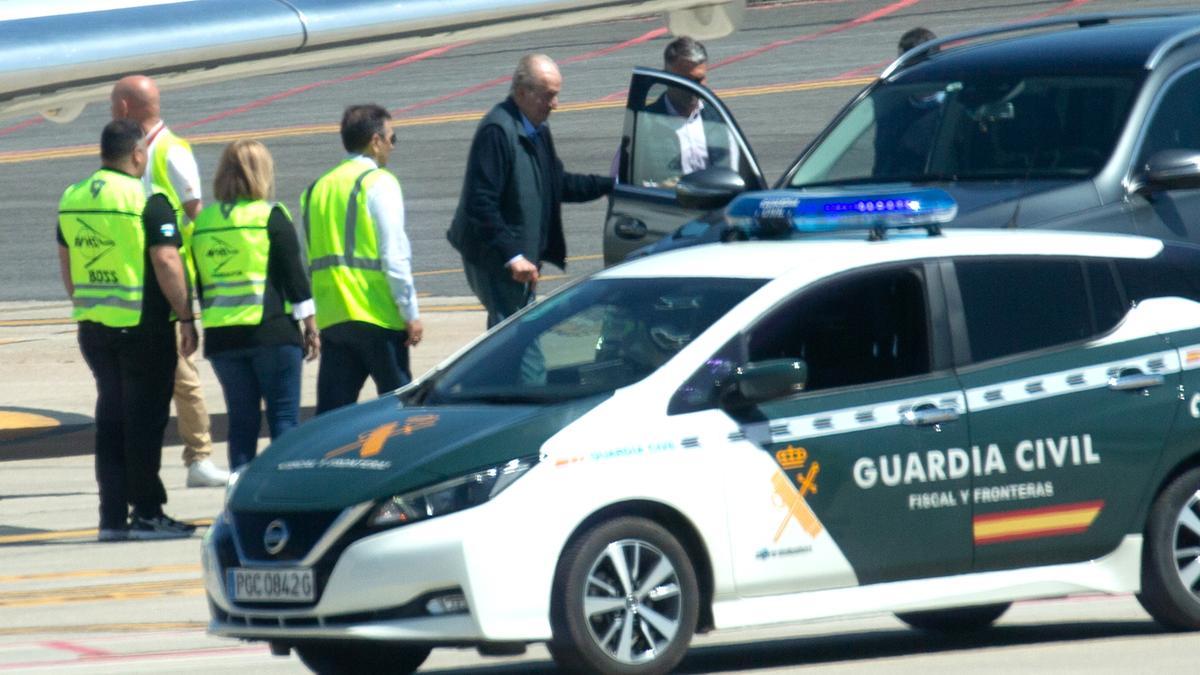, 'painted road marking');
0,519,212,545
0,411,58,431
